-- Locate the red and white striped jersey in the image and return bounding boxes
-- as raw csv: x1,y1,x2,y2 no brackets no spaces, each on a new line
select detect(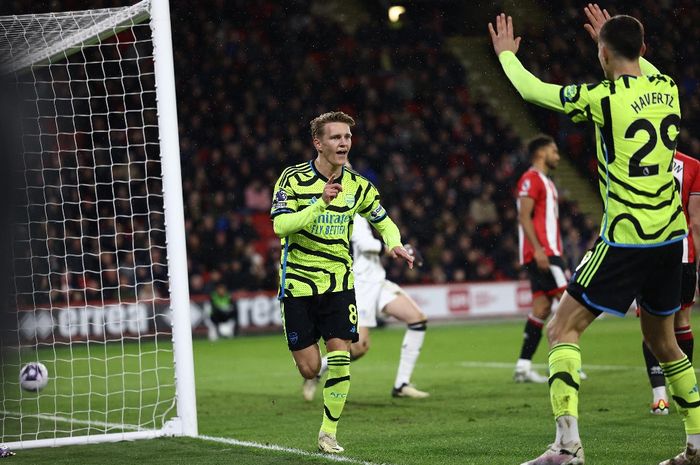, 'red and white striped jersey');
673,151,700,263
516,168,562,265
